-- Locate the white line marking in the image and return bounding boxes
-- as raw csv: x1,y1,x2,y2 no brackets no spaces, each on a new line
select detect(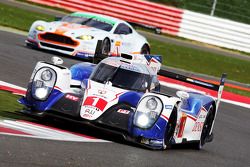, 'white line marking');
0,81,26,91
0,120,109,142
